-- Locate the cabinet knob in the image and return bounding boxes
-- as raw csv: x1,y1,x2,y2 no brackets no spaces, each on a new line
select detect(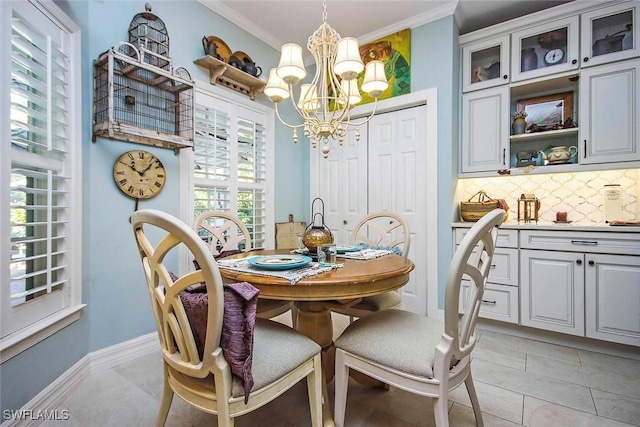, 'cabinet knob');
583,57,589,62
588,260,595,266
576,259,582,265
572,59,577,65
503,74,508,79
343,220,347,225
